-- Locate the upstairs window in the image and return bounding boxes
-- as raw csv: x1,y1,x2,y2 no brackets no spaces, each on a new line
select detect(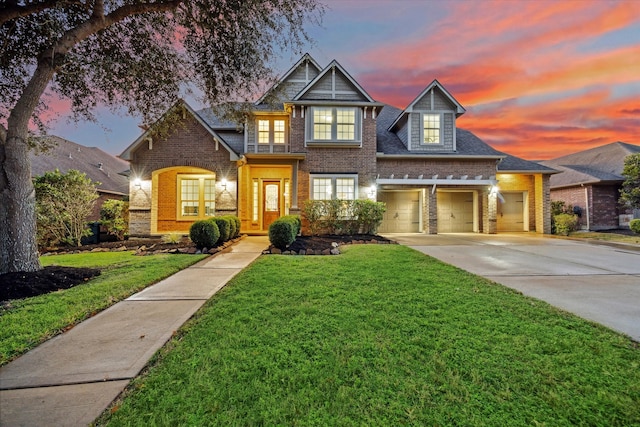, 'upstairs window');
257,118,287,144
307,107,361,144
422,113,441,144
